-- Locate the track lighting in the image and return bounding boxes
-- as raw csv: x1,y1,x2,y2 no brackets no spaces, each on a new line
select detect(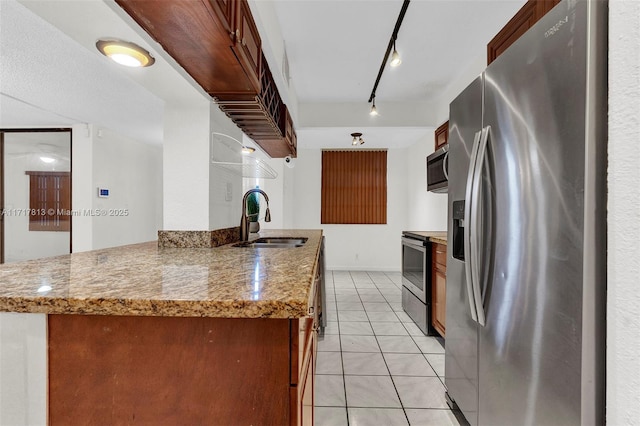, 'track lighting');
367,0,410,116
351,132,365,146
370,97,379,116
390,41,402,67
